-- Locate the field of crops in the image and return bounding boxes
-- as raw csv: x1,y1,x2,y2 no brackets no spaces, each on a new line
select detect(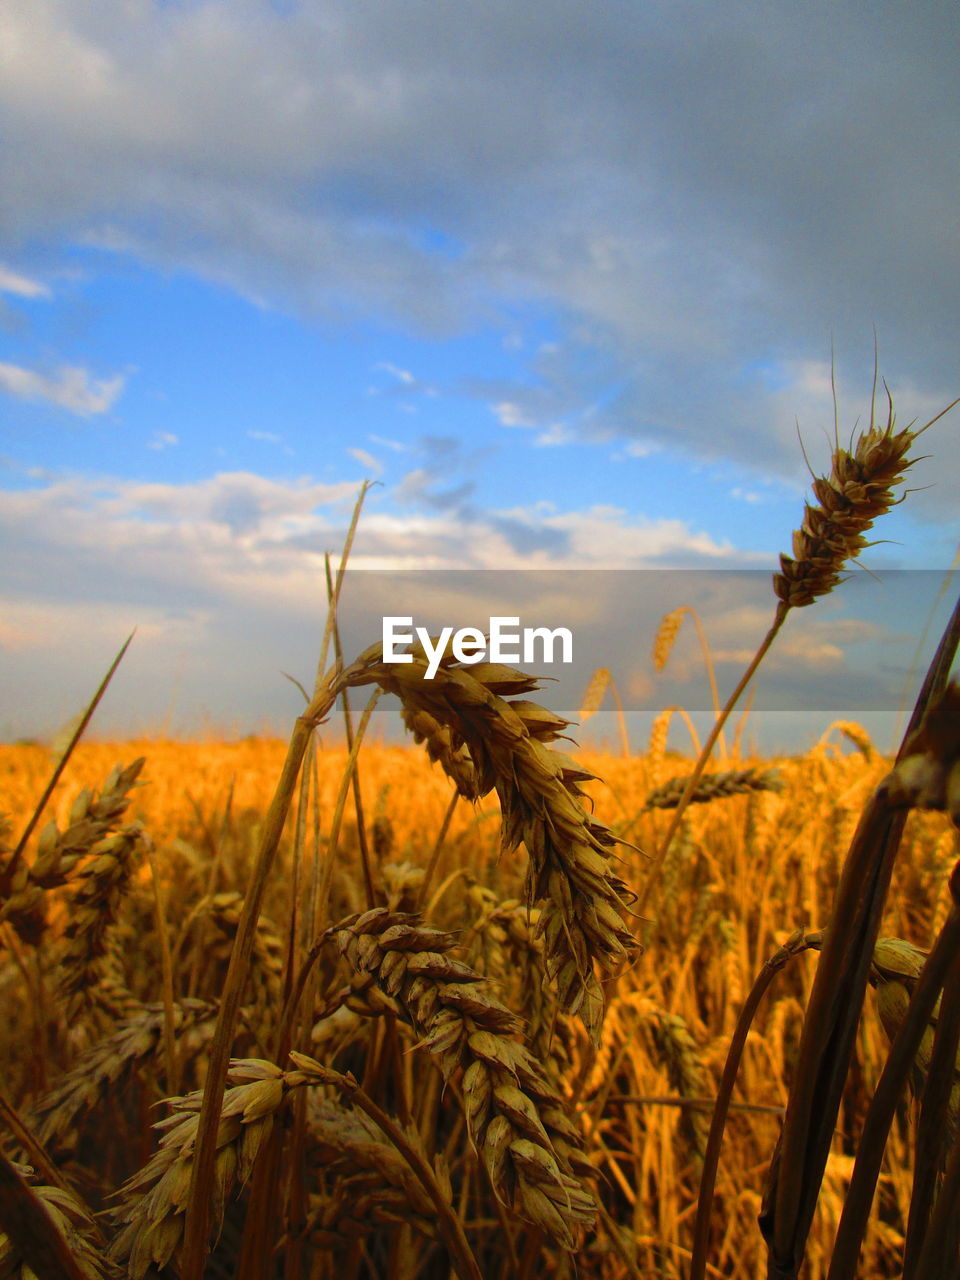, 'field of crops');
1,720,955,1279
2,403,959,1279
